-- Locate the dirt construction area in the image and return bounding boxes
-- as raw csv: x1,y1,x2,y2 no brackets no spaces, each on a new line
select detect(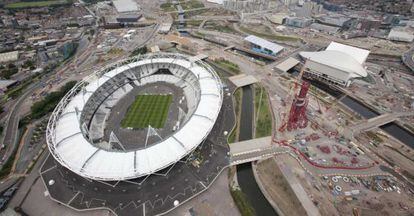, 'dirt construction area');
255,158,307,216
257,152,414,216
